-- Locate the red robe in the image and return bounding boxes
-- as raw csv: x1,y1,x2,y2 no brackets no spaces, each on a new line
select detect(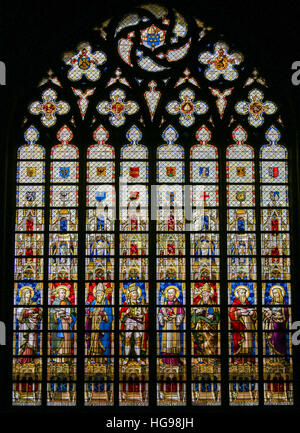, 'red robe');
229,298,254,355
